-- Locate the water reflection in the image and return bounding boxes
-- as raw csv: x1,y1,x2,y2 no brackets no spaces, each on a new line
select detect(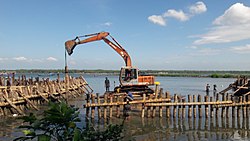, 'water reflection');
0,117,23,140
85,113,250,141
